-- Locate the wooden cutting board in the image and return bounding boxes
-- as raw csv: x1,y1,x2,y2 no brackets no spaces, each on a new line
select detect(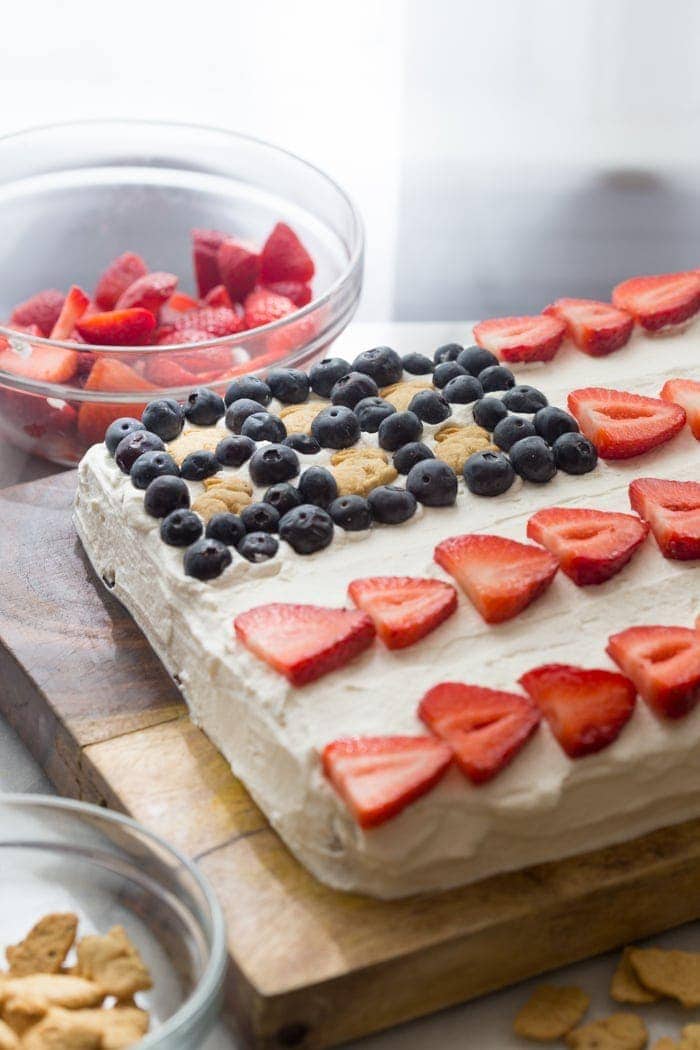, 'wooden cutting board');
4,471,700,1048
